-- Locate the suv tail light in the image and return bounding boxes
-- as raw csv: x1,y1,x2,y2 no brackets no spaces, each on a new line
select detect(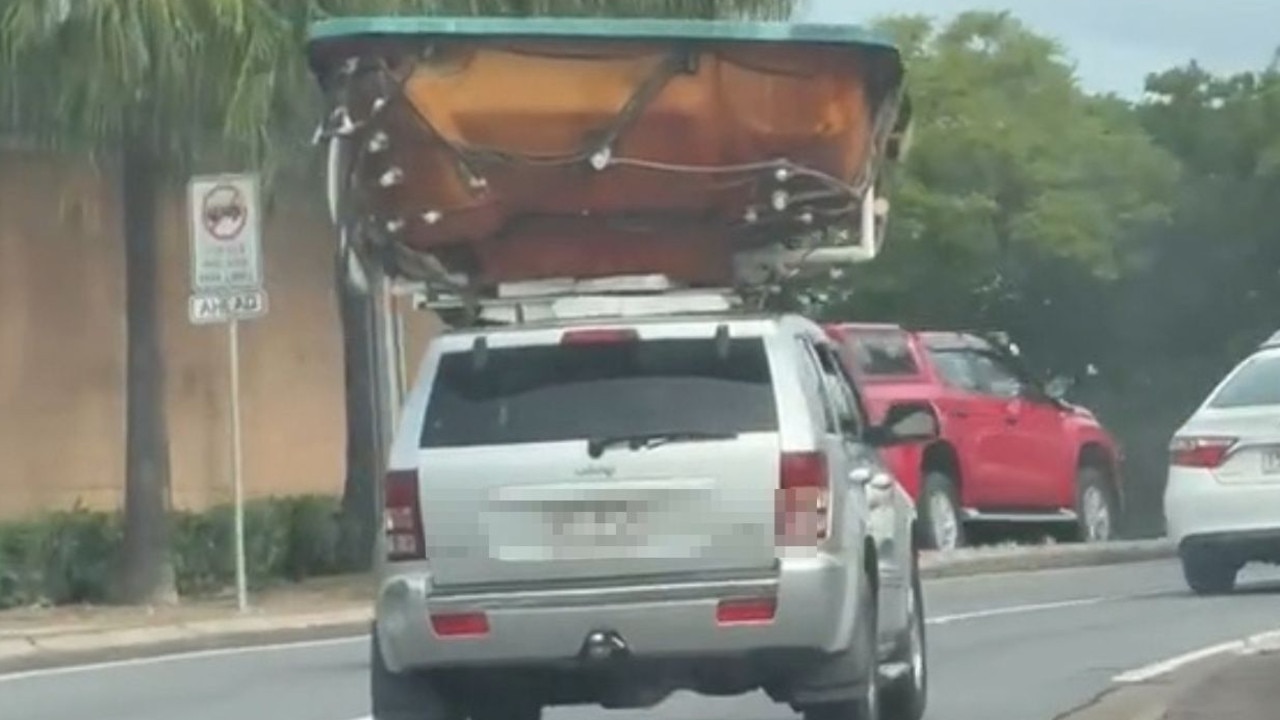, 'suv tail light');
1169,436,1236,469
777,452,830,545
384,469,426,561
716,597,778,625
430,612,490,638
